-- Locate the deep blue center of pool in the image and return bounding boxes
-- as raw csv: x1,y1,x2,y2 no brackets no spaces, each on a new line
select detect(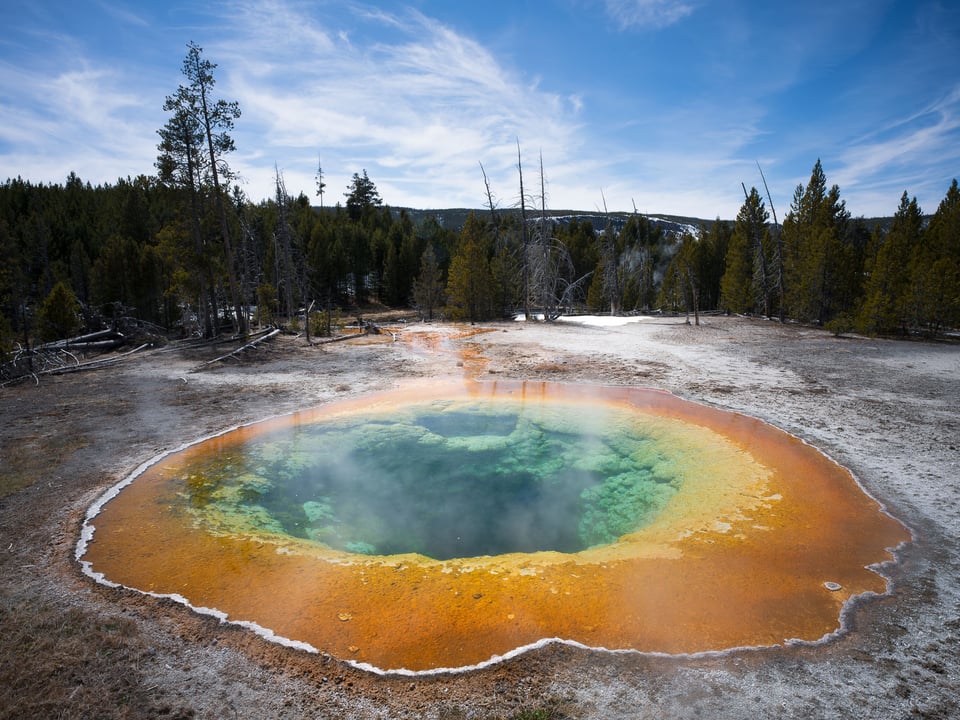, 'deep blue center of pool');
183,400,680,560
